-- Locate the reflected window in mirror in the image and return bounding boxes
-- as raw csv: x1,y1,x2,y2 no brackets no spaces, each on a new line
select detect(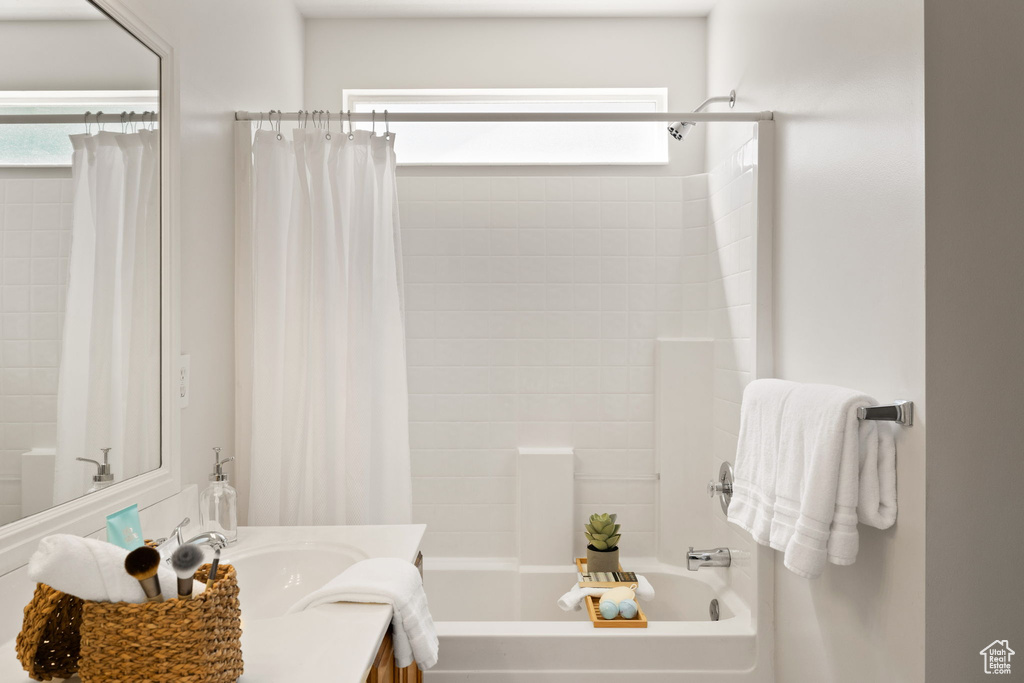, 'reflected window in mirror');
0,0,162,525
0,91,158,166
